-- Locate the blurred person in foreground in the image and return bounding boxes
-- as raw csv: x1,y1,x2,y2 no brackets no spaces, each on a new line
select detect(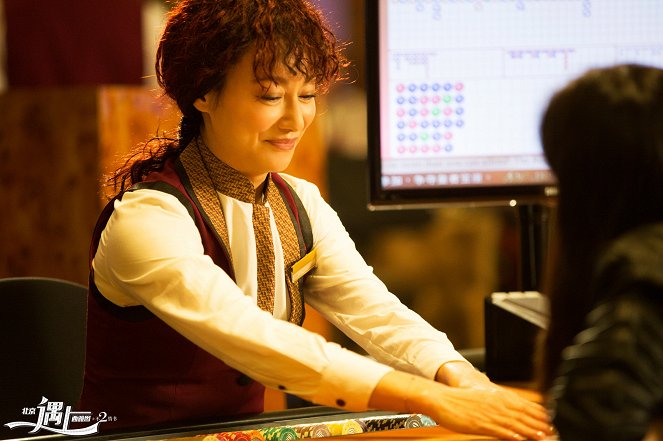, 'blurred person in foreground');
540,64,663,440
